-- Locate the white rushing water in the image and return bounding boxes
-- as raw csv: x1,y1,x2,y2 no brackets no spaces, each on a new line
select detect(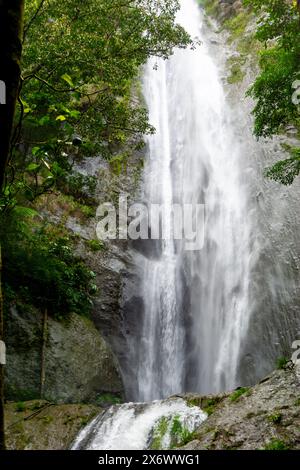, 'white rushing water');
72,398,206,450
134,0,253,400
